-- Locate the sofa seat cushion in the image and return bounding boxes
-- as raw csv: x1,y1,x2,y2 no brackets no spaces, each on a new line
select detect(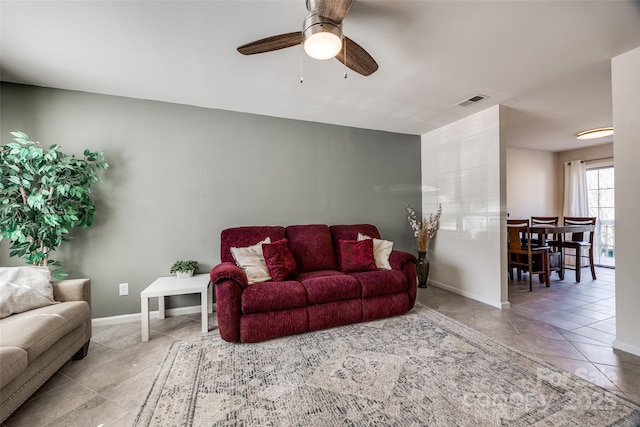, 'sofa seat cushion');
0,346,28,386
351,270,408,297
0,301,89,363
241,281,307,314
295,270,343,281
300,273,361,305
